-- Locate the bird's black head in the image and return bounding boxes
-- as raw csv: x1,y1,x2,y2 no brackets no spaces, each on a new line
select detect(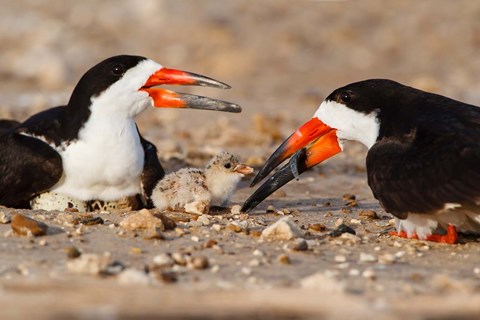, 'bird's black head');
325,79,410,115
67,55,148,108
